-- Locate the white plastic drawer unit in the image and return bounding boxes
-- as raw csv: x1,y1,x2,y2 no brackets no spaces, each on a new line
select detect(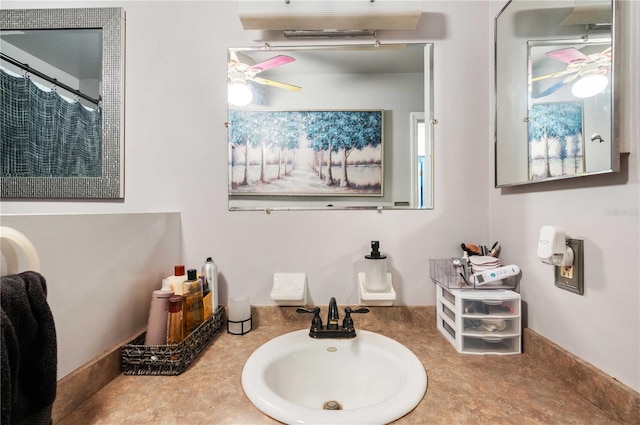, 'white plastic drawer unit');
436,286,521,355
461,336,520,354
